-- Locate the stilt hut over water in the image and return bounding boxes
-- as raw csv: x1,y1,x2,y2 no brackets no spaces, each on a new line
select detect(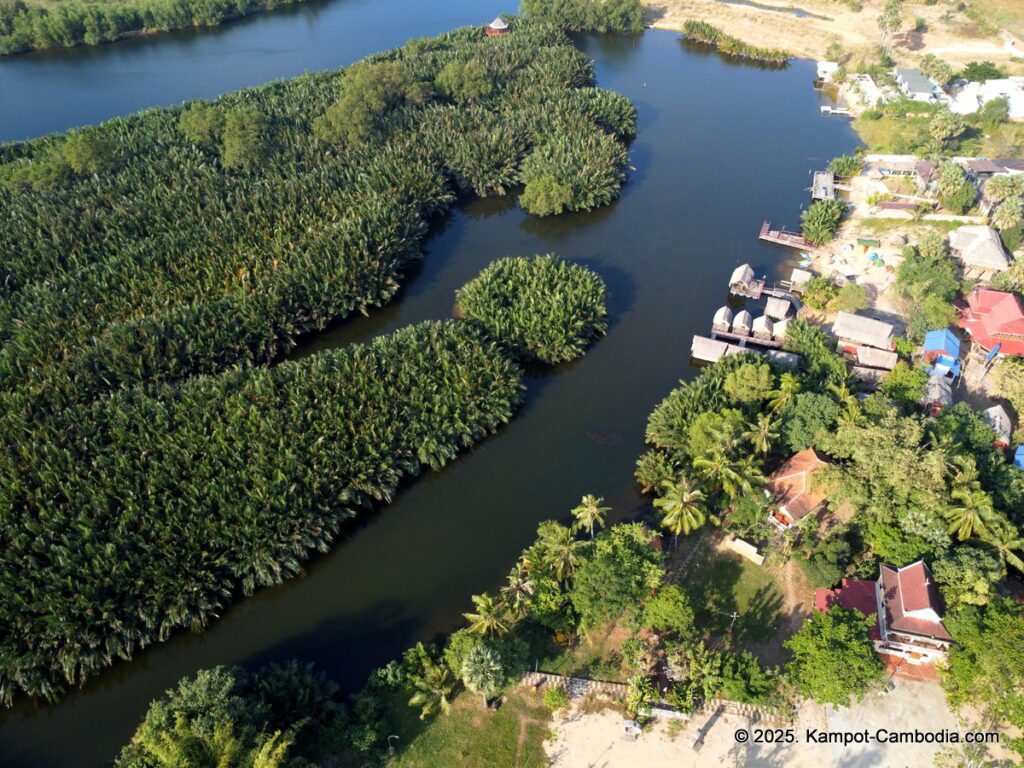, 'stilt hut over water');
729,264,764,298
732,309,753,336
765,297,791,320
773,317,790,341
713,306,733,332
486,16,510,36
752,315,774,340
